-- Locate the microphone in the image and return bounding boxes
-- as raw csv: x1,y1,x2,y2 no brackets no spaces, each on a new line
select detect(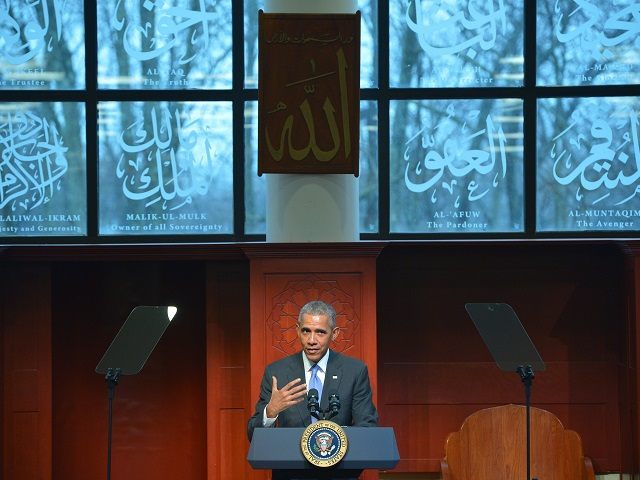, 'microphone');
326,391,340,420
307,388,320,420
